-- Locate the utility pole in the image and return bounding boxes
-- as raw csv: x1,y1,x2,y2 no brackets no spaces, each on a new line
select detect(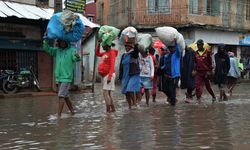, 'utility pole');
54,0,63,13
